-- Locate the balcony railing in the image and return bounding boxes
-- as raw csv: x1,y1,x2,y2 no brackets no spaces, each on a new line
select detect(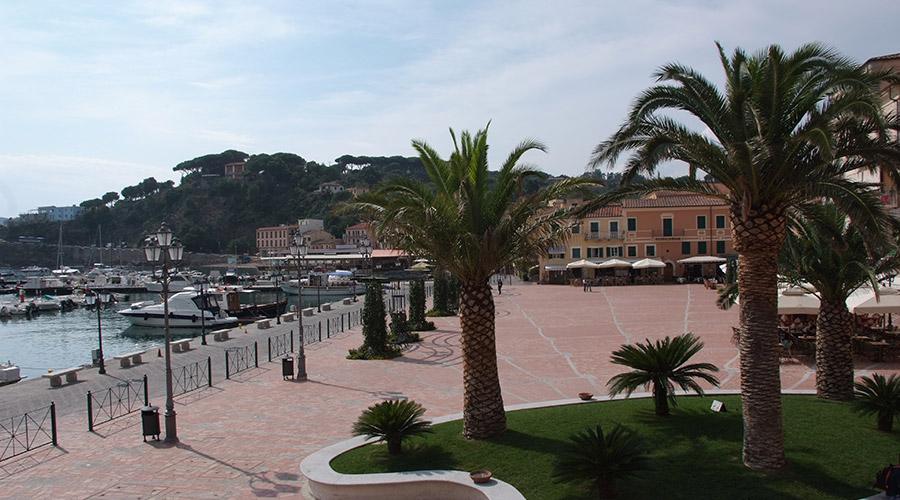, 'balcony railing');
585,231,624,240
